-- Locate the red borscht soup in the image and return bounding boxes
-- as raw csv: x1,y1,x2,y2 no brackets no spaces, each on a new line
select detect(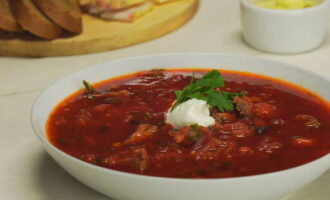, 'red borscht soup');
47,69,330,178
